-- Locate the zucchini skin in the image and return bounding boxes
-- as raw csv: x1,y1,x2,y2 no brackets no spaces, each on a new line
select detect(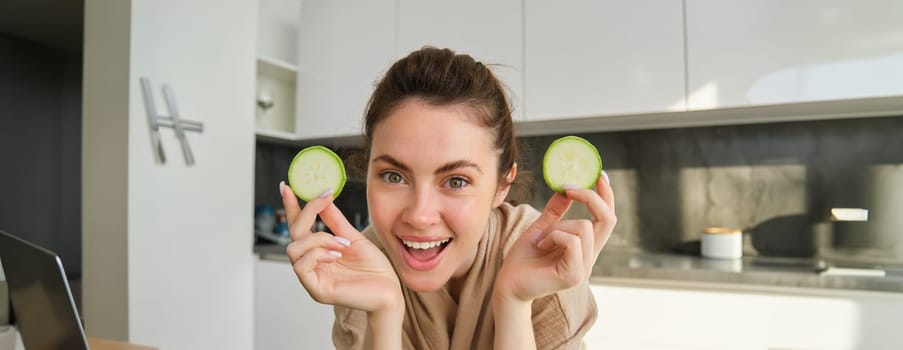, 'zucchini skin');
288,145,347,201
542,136,602,194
